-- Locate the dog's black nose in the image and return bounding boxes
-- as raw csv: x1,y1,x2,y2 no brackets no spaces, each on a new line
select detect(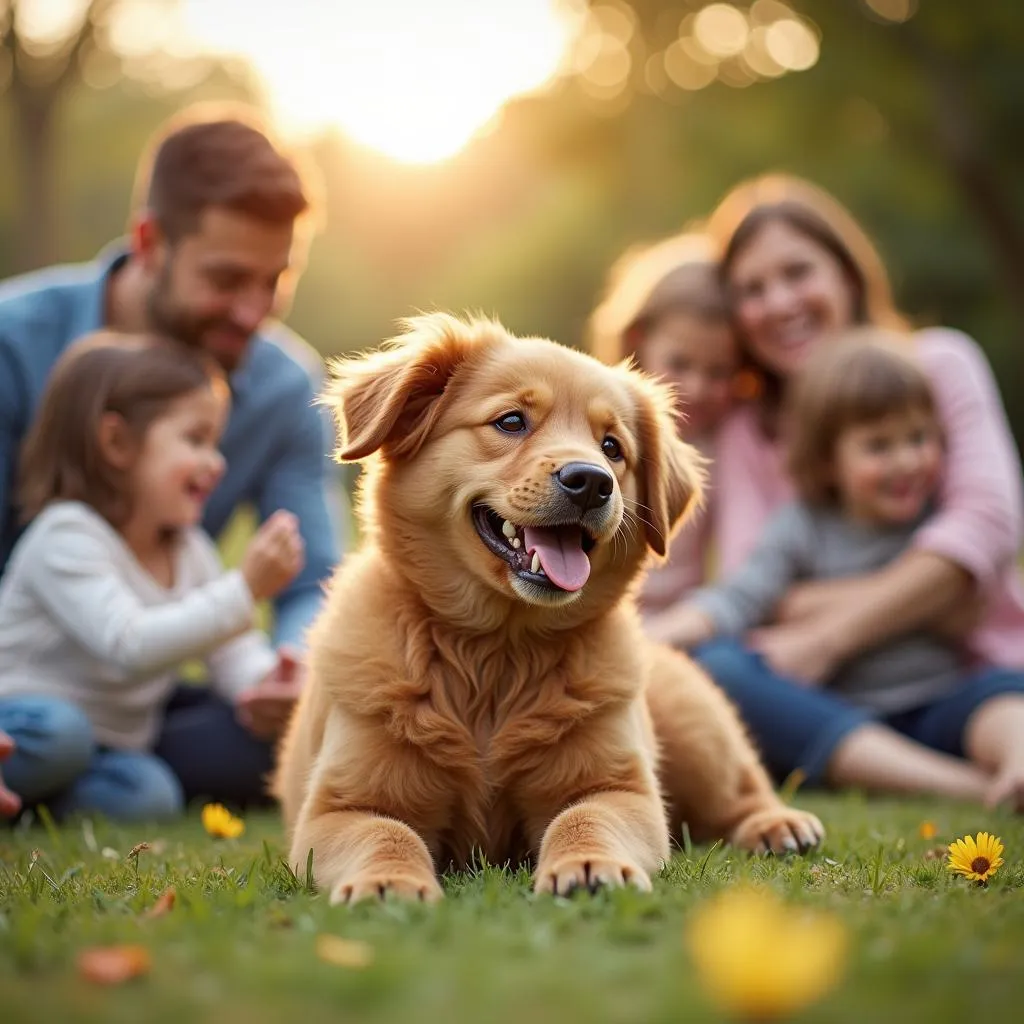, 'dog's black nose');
554,462,614,512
